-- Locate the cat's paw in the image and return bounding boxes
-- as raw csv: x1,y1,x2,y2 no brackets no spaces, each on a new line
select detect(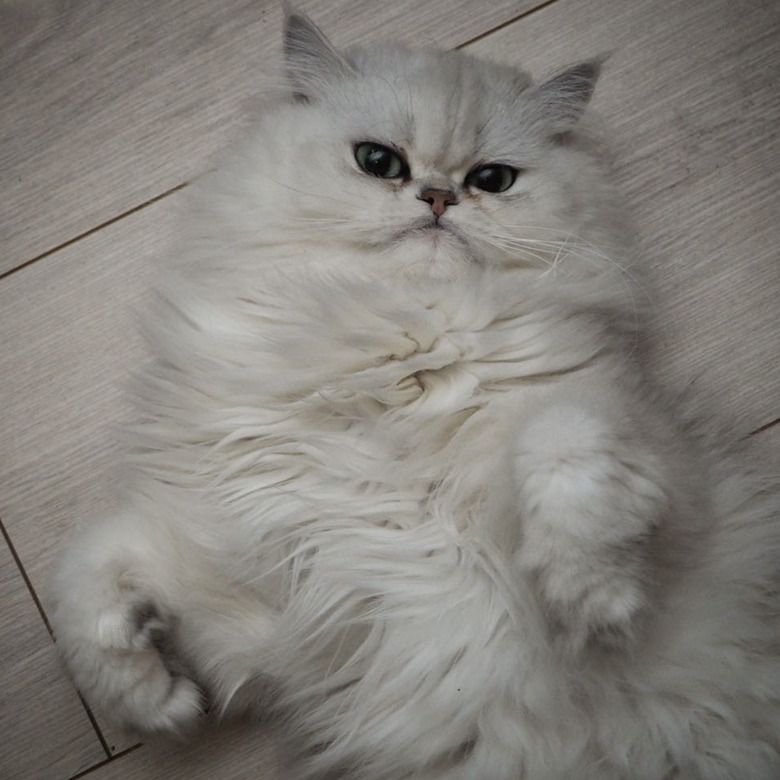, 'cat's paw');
512,402,663,654
534,559,645,653
63,598,205,735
